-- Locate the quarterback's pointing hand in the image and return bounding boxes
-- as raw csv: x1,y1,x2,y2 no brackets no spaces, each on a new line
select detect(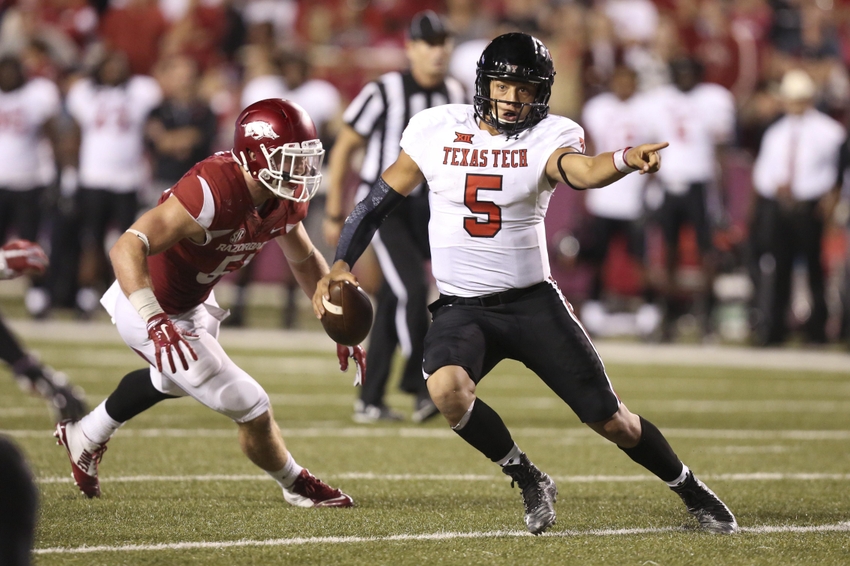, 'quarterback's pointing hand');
626,142,669,174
